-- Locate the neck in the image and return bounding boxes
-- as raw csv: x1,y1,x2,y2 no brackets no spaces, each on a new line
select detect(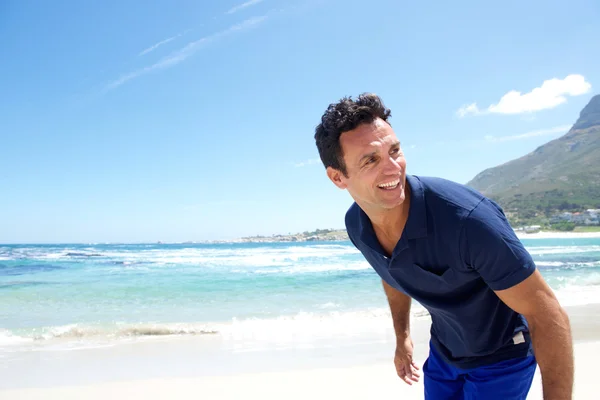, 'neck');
361,185,411,240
